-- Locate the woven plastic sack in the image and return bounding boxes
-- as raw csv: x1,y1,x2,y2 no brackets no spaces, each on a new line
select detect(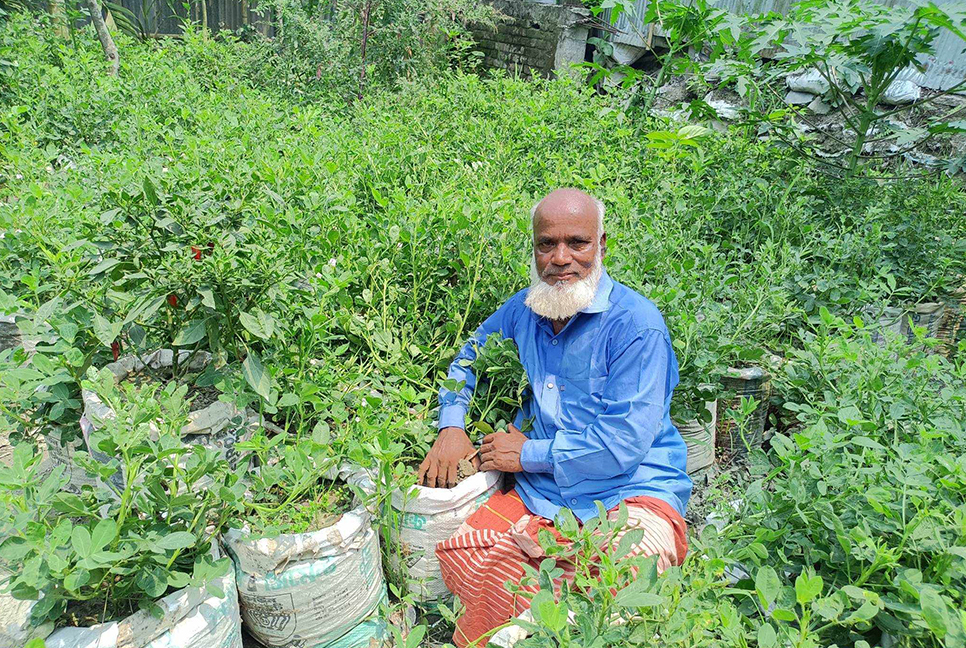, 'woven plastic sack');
717,367,771,458
673,400,716,474
347,467,502,600
223,504,385,647
3,545,241,648
902,302,945,342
